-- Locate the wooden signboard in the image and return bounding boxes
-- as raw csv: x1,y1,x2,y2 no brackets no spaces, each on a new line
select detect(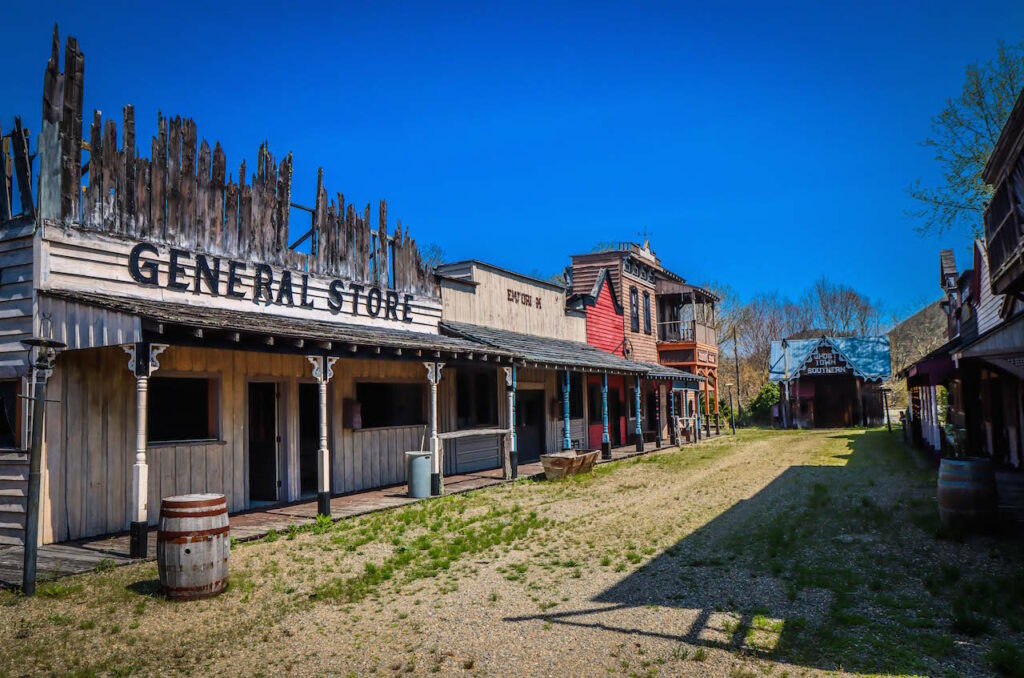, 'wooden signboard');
800,344,851,377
